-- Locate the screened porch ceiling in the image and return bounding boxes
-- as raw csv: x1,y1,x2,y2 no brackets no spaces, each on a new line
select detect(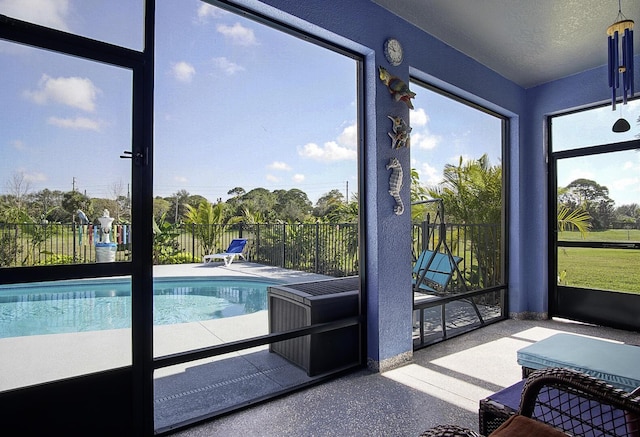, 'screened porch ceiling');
373,0,640,88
